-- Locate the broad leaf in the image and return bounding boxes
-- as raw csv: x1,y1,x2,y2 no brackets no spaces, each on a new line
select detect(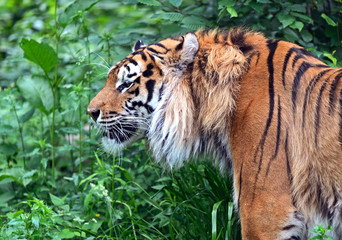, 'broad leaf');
59,0,101,27
219,0,235,8
137,0,161,6
277,14,295,28
58,229,76,239
32,215,40,229
226,7,237,18
321,13,337,27
0,168,25,186
290,21,304,32
0,124,15,135
168,0,182,7
0,143,17,156
17,76,53,114
158,12,184,21
20,38,57,75
49,193,67,206
20,108,35,123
